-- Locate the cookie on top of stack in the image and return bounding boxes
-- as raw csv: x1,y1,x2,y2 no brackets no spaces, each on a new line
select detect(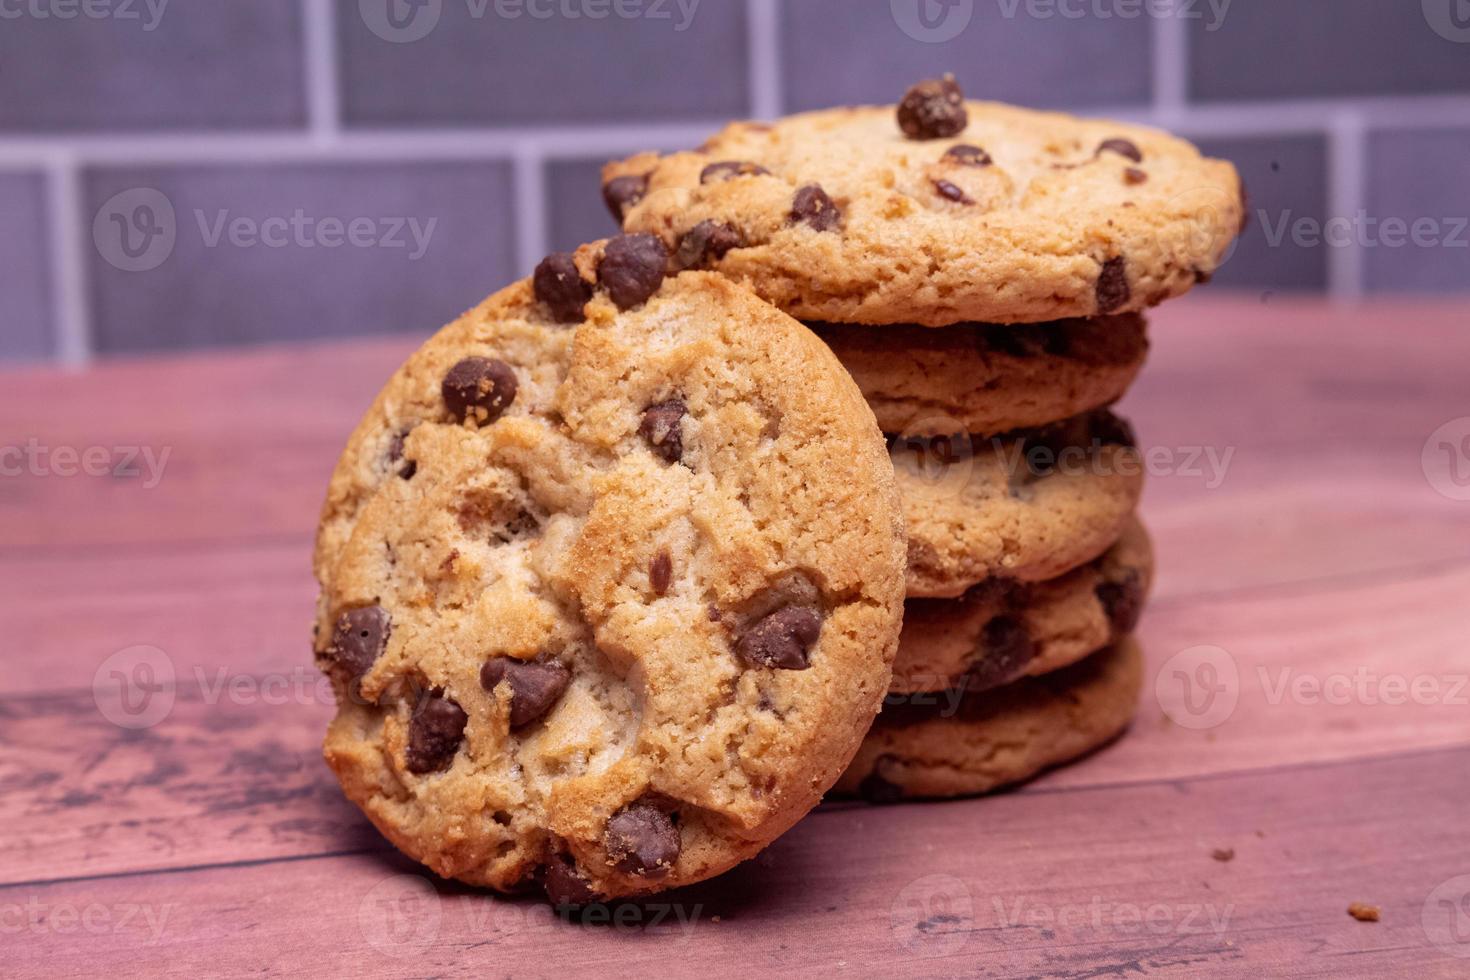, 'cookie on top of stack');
605,74,1244,799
